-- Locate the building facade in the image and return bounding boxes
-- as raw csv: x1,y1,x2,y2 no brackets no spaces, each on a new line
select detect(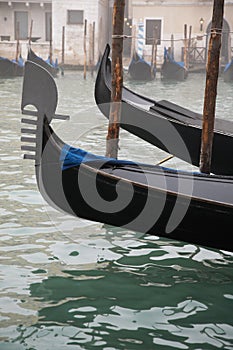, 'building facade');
0,0,109,65
128,0,233,66
0,0,232,66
